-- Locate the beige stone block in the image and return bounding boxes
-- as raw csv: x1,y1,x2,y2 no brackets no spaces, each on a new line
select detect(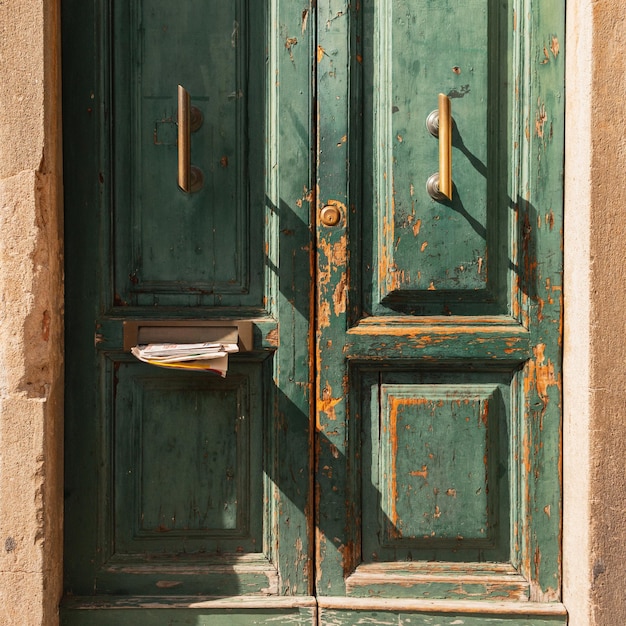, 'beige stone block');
0,571,51,626
0,1,46,178
0,404,47,574
0,171,60,394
